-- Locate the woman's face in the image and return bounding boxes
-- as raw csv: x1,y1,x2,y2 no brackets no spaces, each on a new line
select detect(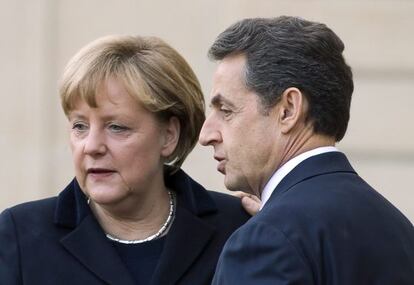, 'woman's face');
68,77,178,206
